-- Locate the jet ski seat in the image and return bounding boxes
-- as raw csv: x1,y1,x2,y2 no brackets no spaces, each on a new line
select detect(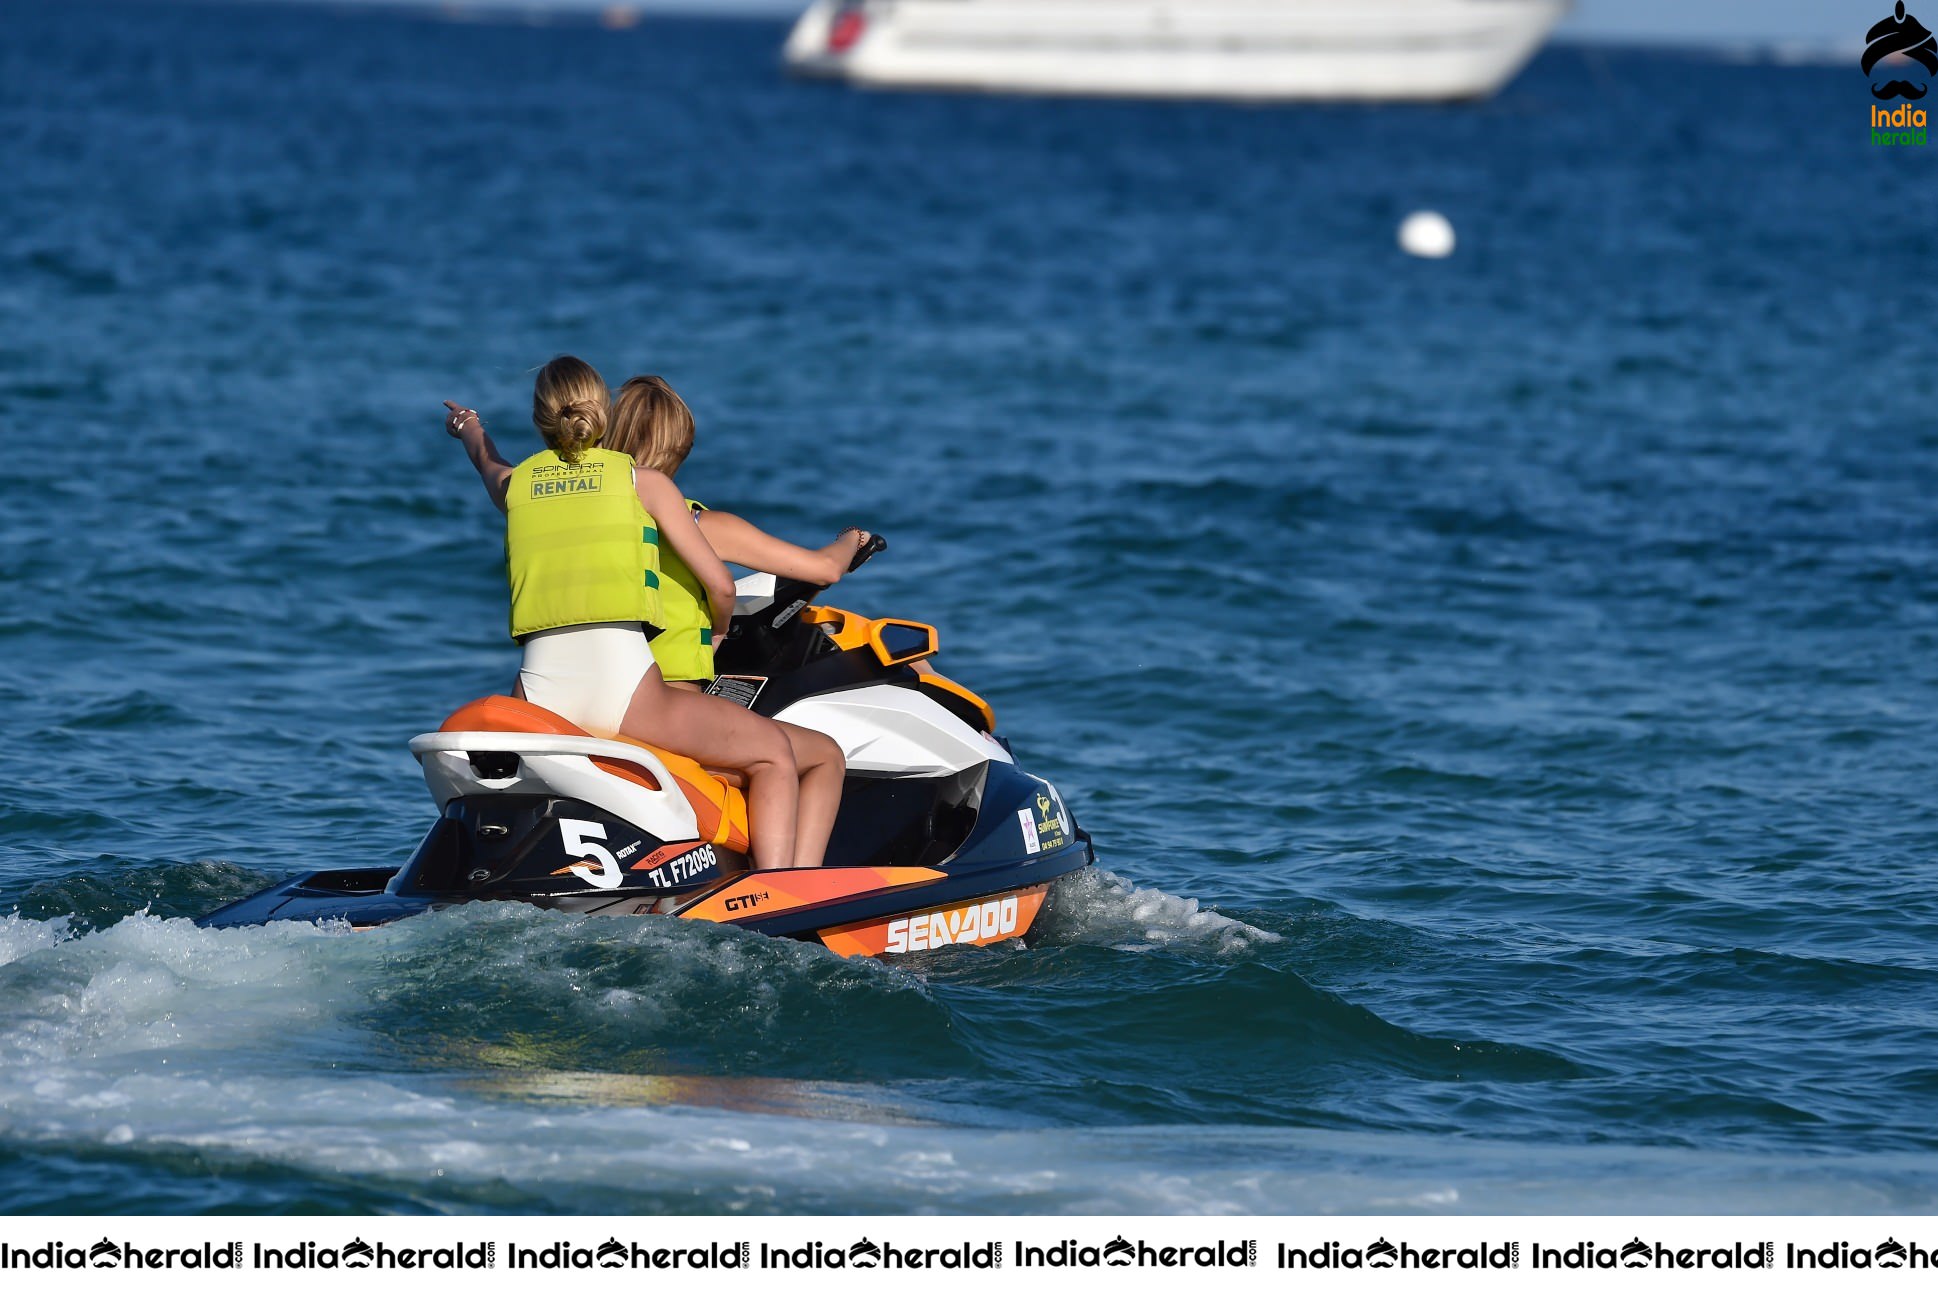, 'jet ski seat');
438,695,753,855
